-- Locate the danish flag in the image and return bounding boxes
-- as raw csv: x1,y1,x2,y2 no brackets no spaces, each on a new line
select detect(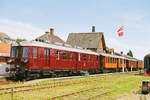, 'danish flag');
117,26,124,37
